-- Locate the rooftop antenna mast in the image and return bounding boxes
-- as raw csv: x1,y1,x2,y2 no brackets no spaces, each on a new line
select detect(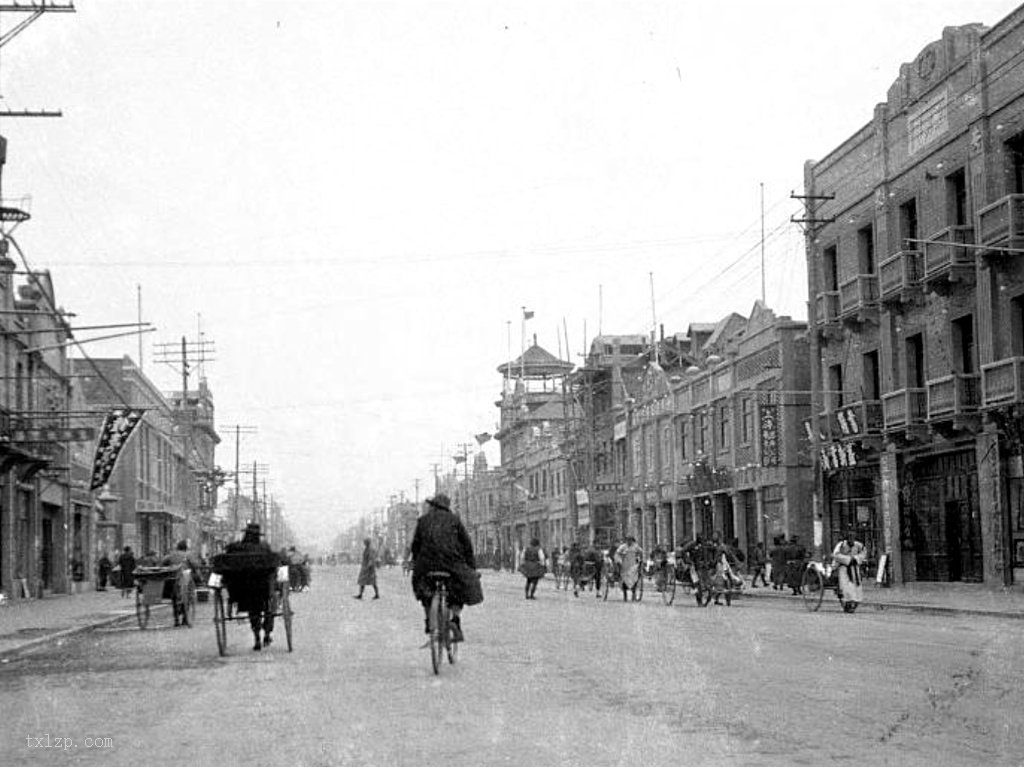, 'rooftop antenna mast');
153,333,216,403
